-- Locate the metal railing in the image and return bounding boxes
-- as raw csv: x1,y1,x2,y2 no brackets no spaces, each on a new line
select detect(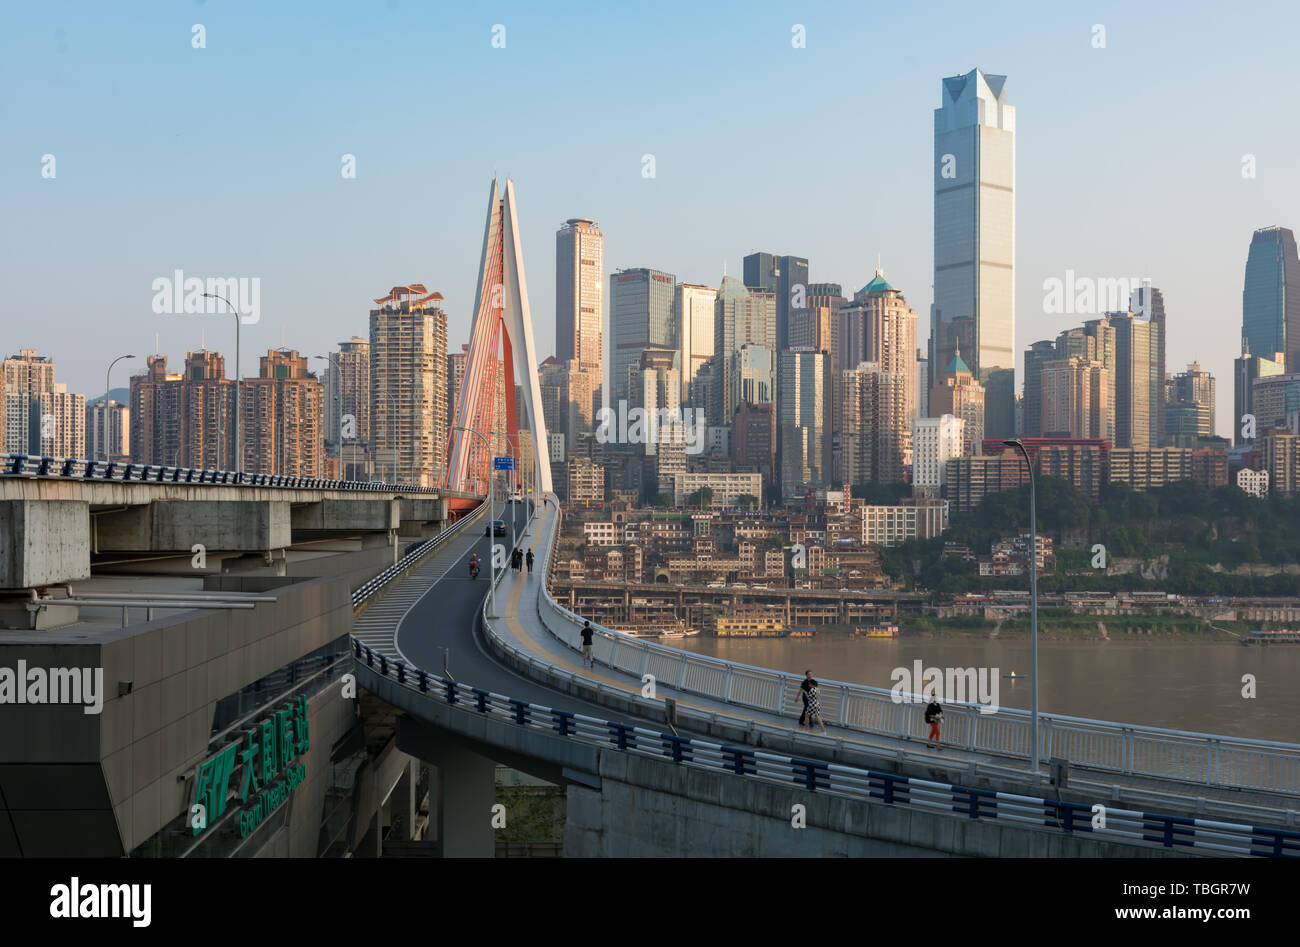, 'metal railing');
535,501,1300,796
2,452,450,494
349,635,1300,858
338,497,1297,856
351,500,486,609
